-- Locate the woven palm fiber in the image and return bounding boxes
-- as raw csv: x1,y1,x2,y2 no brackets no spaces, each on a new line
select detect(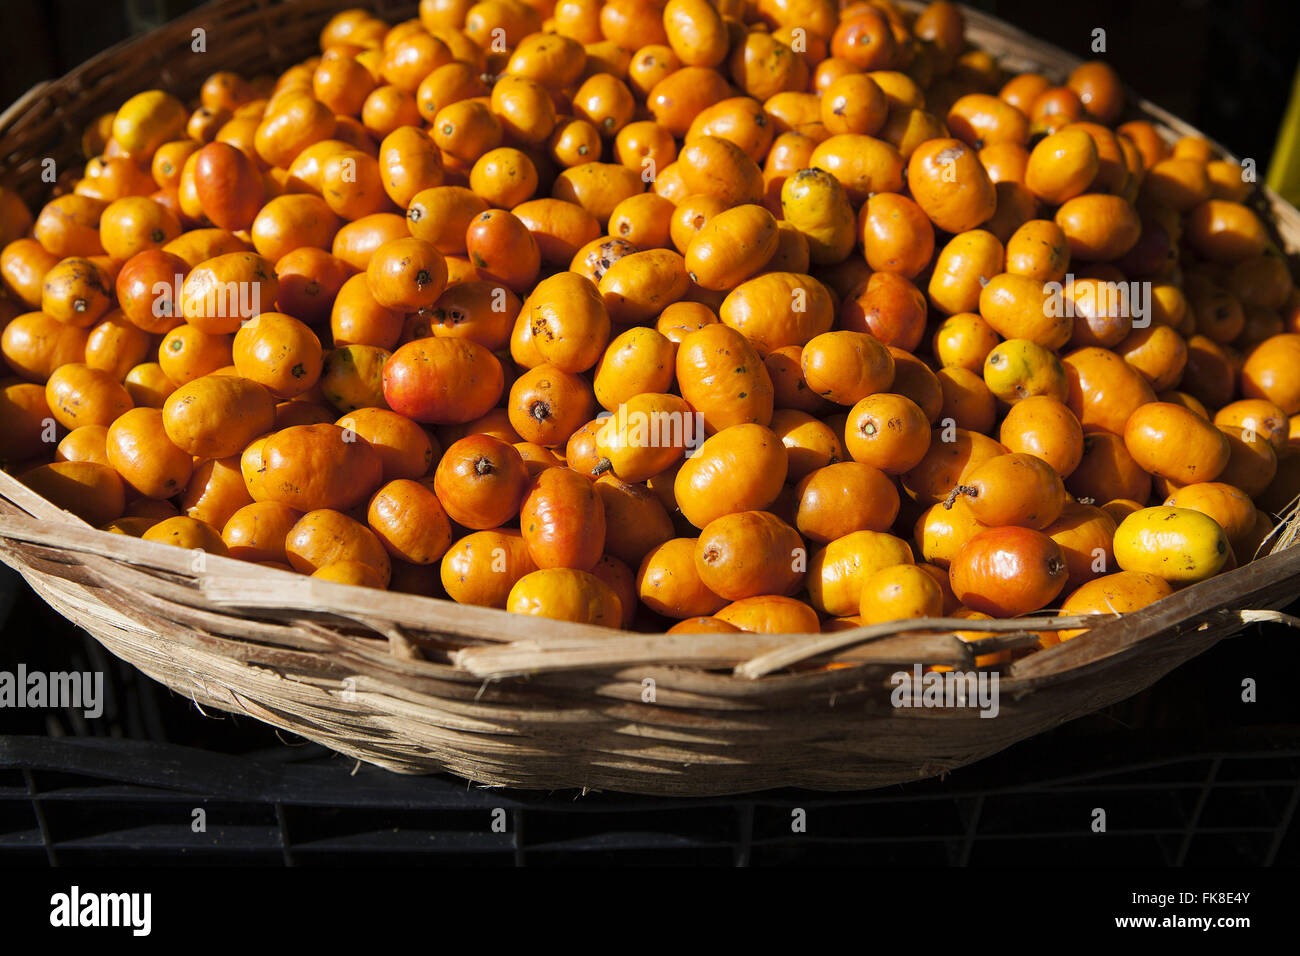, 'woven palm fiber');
1,1,1298,794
